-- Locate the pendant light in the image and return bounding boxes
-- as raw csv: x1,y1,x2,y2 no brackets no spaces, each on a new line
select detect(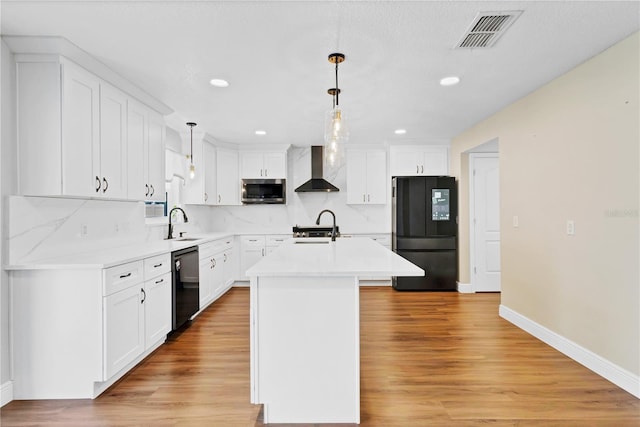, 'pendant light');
324,53,348,168
186,122,197,179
